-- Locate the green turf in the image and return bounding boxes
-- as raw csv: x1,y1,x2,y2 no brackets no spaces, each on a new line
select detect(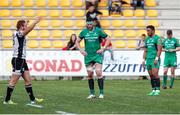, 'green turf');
1,80,180,114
